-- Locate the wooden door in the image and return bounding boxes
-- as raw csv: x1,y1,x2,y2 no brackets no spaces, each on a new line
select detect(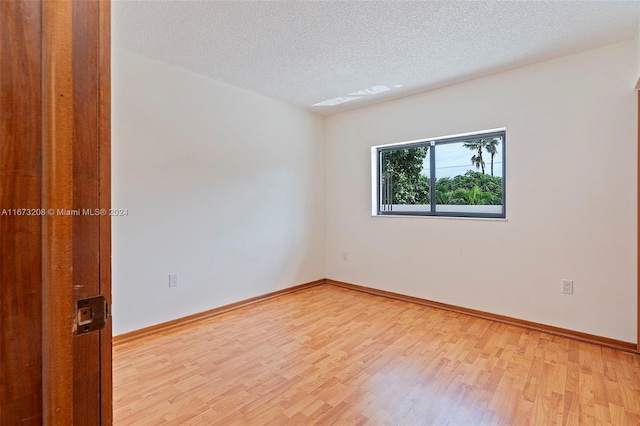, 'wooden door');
0,0,111,424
